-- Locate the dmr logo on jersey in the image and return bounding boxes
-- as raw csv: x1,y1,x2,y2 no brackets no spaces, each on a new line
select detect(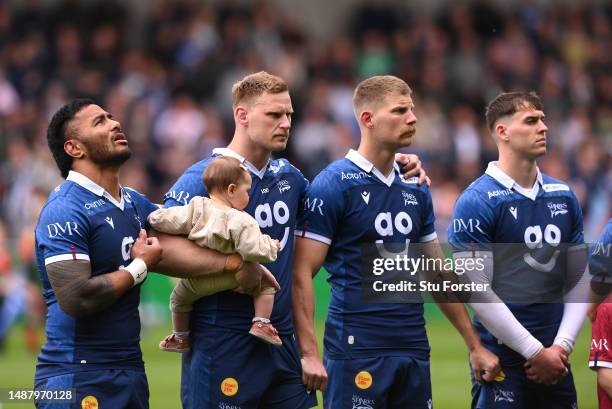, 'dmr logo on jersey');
351,395,375,409
487,189,513,199
305,197,324,216
592,338,610,351
164,190,191,206
255,201,290,249
401,191,418,206
47,222,79,238
547,202,568,218
452,218,484,234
